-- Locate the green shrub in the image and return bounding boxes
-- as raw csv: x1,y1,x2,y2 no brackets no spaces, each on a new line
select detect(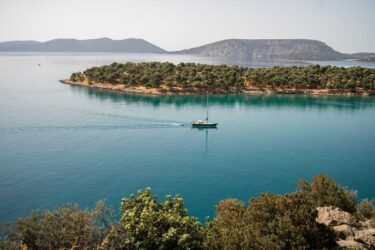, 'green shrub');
204,193,336,250
297,174,357,213
0,201,113,250
246,192,336,249
104,188,204,249
355,198,375,221
203,198,247,250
